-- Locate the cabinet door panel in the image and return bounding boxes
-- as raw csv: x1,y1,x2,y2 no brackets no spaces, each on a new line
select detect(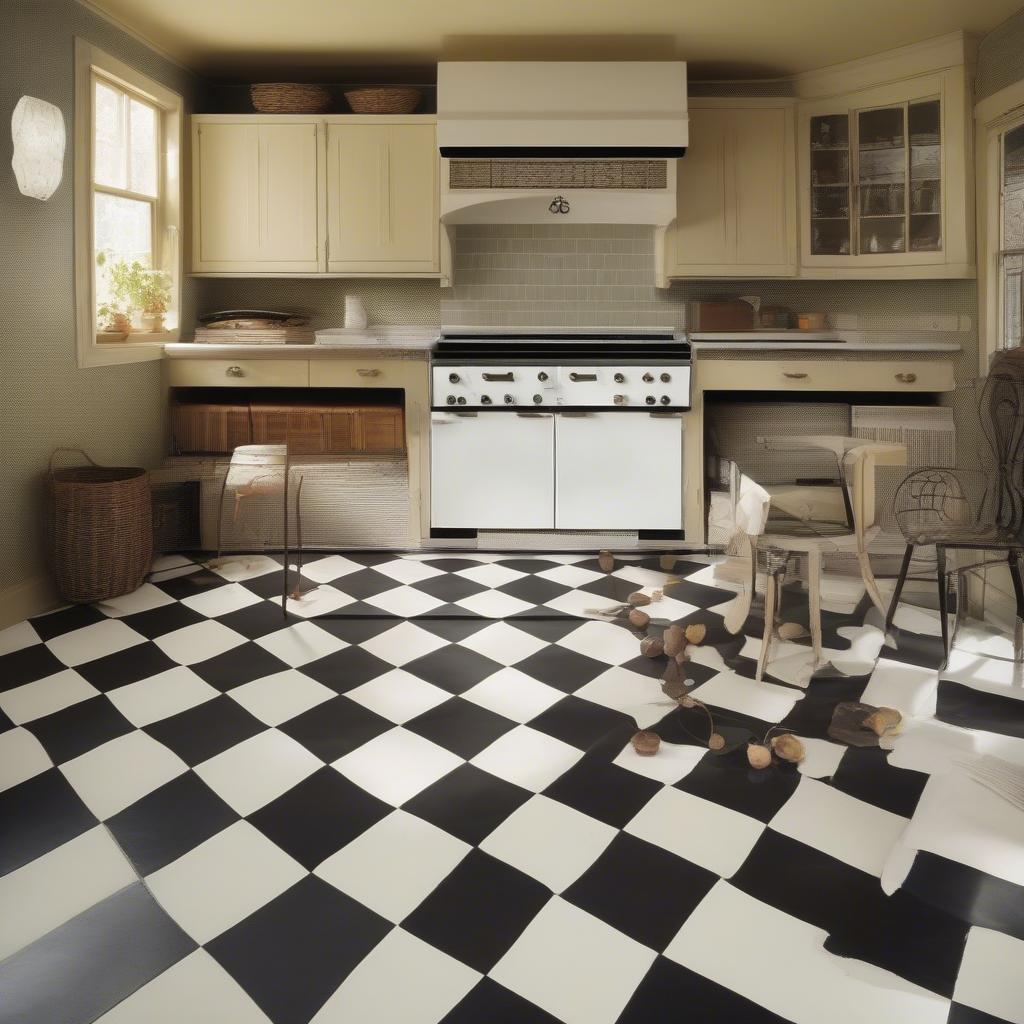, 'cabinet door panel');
733,108,793,267
257,124,320,267
672,107,731,268
195,123,257,265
